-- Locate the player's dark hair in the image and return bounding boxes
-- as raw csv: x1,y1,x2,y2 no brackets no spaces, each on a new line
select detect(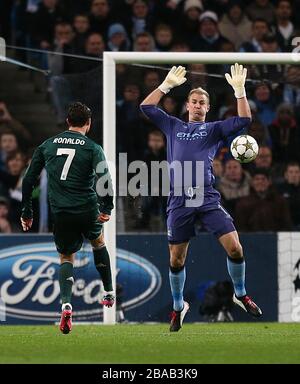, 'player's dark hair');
67,102,92,127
